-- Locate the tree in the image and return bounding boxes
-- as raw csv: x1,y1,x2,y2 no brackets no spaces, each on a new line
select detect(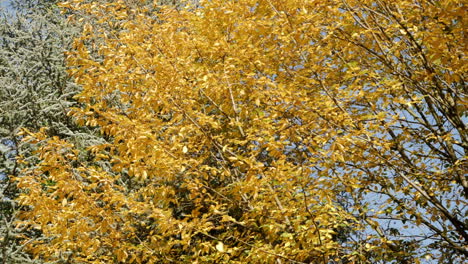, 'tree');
0,0,104,263
15,0,467,263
